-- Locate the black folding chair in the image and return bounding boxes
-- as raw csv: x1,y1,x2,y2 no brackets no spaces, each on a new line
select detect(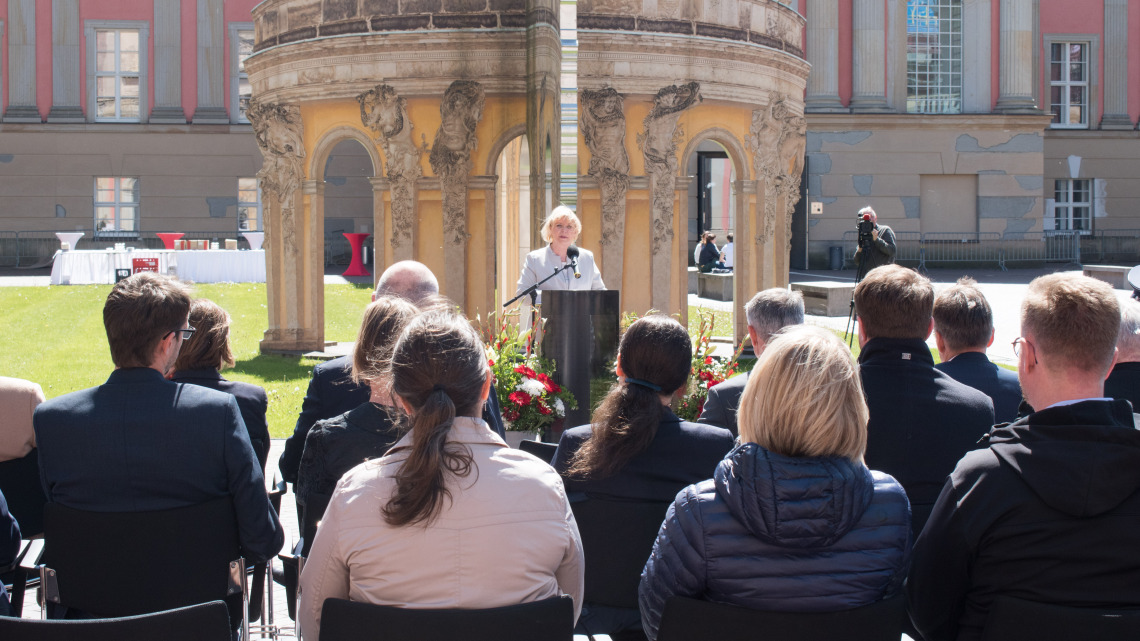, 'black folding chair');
980,596,1140,641
656,594,907,641
0,449,49,537
571,498,671,609
0,599,231,641
38,497,248,638
319,595,575,641
519,440,558,464
2,538,43,617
